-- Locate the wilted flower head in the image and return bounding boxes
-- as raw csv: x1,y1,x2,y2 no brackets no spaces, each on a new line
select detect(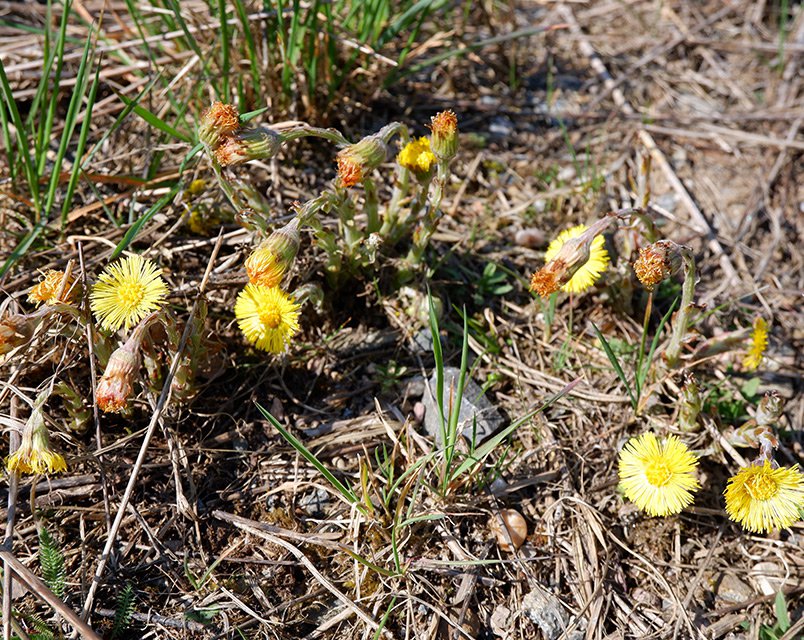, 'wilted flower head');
633,240,684,291
529,221,611,297
198,101,240,149
90,255,169,332
28,270,78,306
724,461,804,533
214,127,282,166
245,218,301,288
6,393,66,475
95,315,154,413
397,137,436,179
429,110,458,161
743,317,768,371
336,134,389,188
234,284,300,353
755,390,783,427
0,313,35,356
618,433,700,516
